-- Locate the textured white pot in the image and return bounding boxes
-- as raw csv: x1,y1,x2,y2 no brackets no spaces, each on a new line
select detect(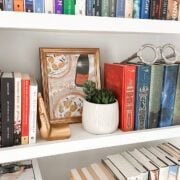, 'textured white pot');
82,99,119,134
